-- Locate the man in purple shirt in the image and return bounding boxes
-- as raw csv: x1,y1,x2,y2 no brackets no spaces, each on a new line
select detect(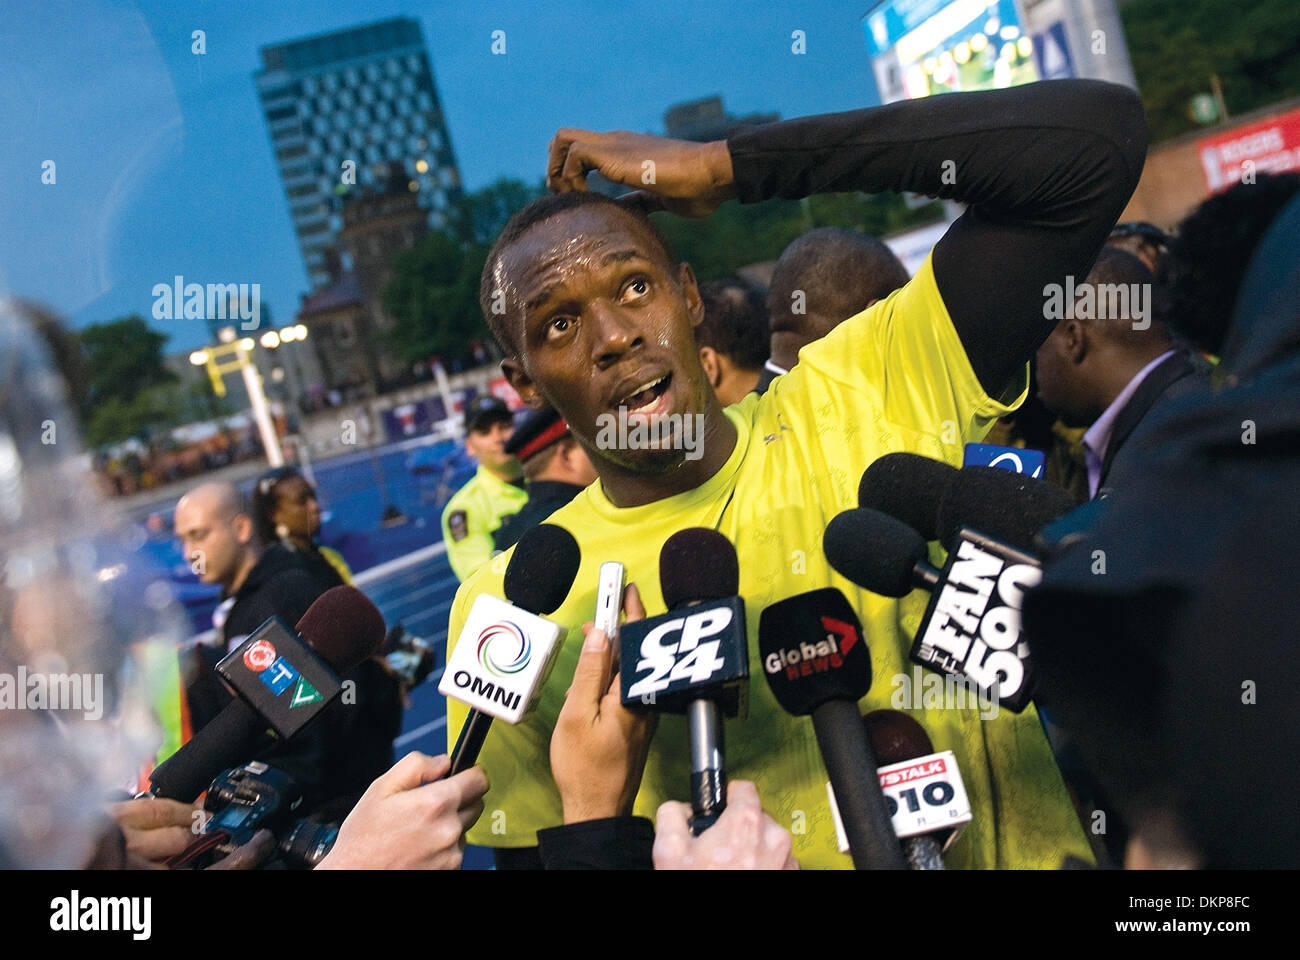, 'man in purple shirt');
1035,248,1206,499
